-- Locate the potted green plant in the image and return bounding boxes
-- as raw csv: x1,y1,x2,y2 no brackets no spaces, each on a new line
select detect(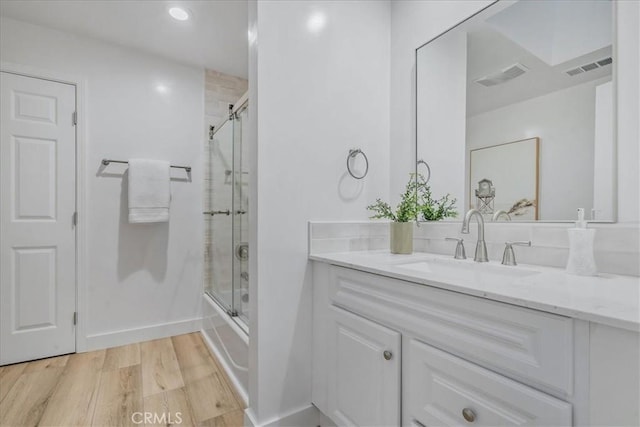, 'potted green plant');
367,174,457,254
415,174,457,222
